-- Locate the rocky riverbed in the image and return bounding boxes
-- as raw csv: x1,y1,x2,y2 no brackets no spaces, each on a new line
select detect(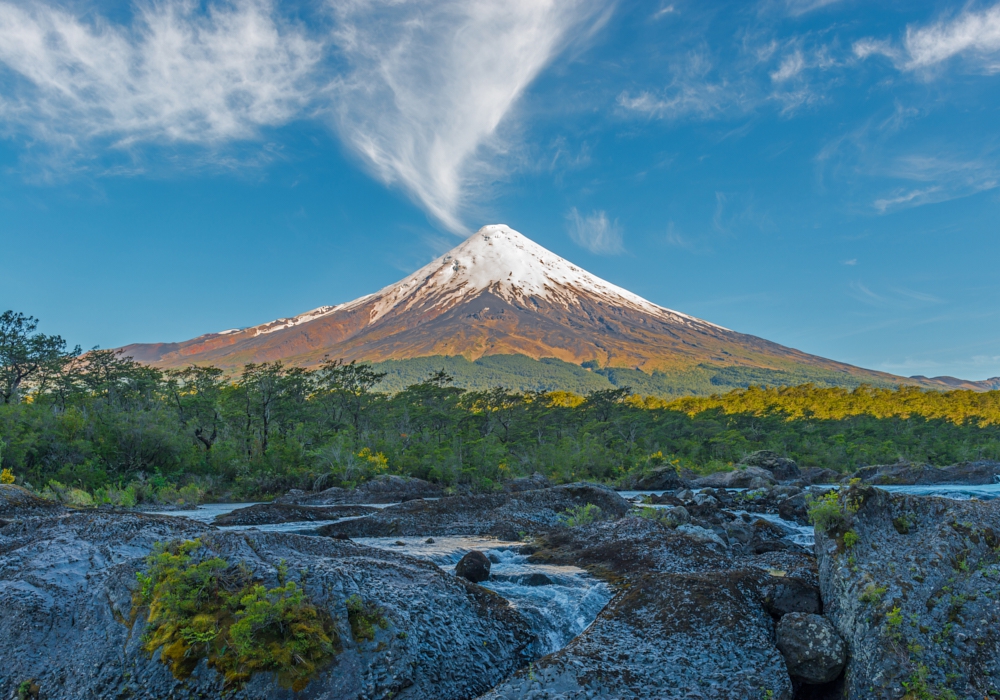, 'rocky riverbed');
2,468,999,699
